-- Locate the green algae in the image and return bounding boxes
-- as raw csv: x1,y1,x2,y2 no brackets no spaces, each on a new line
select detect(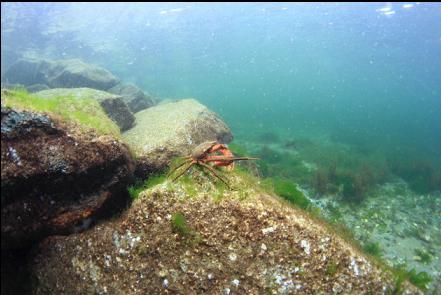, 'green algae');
128,174,167,200
1,88,120,137
261,177,311,210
